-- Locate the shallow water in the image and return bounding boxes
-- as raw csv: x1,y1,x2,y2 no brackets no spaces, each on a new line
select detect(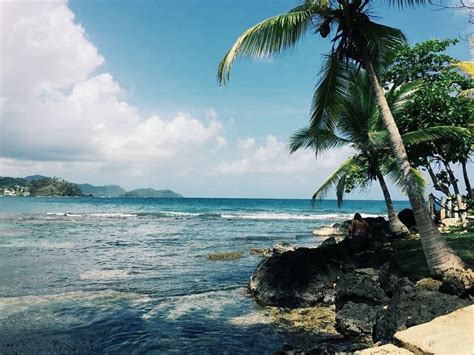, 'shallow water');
0,197,409,353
